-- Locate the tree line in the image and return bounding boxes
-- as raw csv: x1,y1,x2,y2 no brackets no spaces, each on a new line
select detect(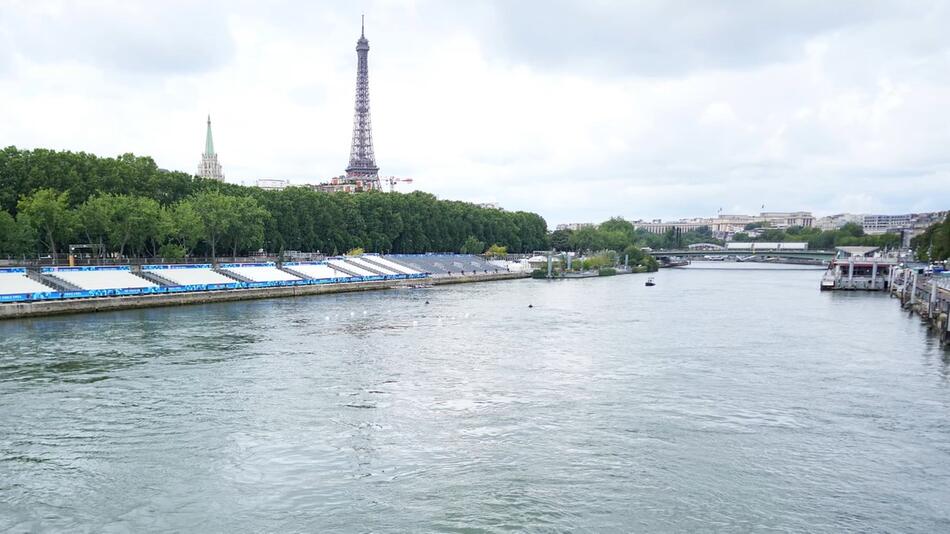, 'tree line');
549,218,722,254
0,147,548,258
910,213,950,261
548,217,903,256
